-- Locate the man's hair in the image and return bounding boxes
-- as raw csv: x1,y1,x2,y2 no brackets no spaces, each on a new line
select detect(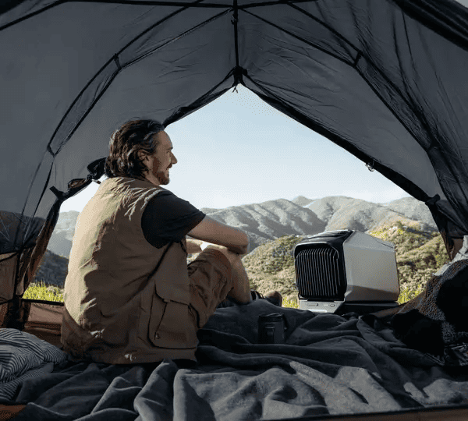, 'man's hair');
105,119,165,180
